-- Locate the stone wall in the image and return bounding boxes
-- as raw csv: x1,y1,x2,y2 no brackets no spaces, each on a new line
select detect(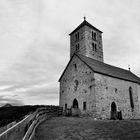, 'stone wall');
94,73,140,119
69,25,103,62
59,55,96,116
84,25,103,62
0,115,34,140
70,26,86,58
137,84,140,108
59,55,140,119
